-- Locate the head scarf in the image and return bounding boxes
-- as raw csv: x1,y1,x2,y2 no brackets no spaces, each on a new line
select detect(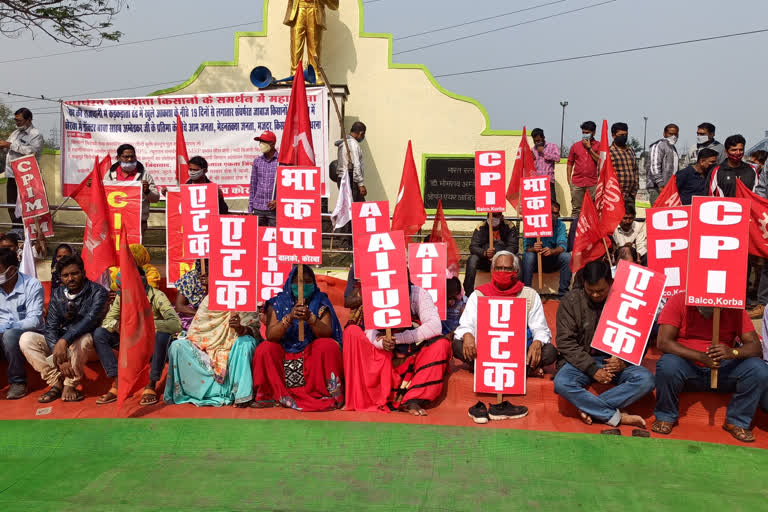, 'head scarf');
174,259,207,308
50,243,76,290
267,265,342,353
109,244,161,291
